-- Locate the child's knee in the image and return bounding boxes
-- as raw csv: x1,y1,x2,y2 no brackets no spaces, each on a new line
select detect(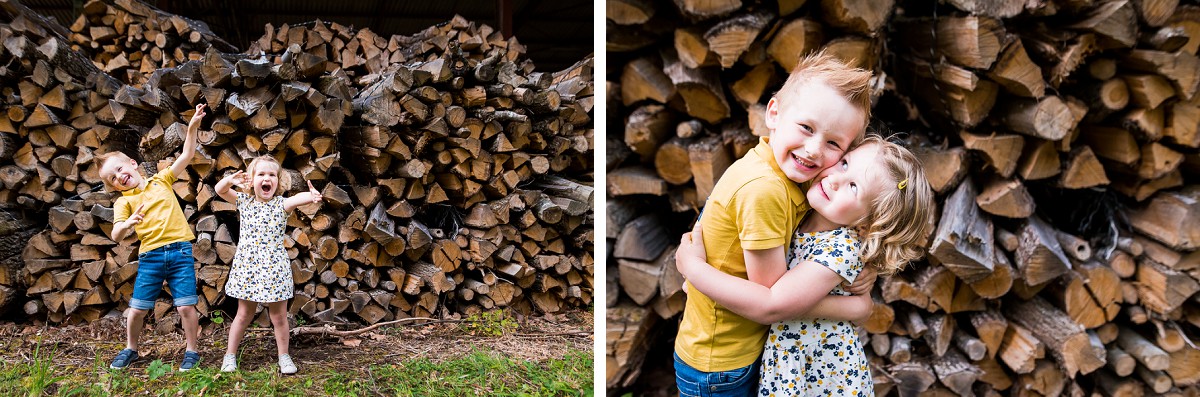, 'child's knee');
176,305,197,317
126,308,148,320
